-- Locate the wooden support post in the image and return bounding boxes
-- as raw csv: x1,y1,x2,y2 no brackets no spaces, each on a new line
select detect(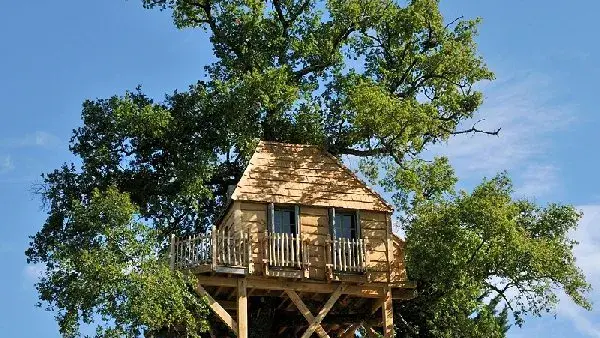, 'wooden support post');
196,284,238,336
237,279,248,338
285,290,329,338
301,284,344,338
382,287,394,338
